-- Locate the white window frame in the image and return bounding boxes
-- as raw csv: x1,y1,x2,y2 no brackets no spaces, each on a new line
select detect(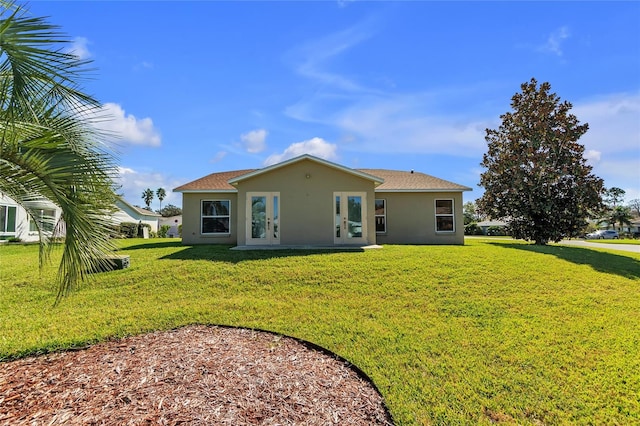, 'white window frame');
0,205,17,235
375,198,387,234
201,199,231,235
435,199,455,233
29,208,56,233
